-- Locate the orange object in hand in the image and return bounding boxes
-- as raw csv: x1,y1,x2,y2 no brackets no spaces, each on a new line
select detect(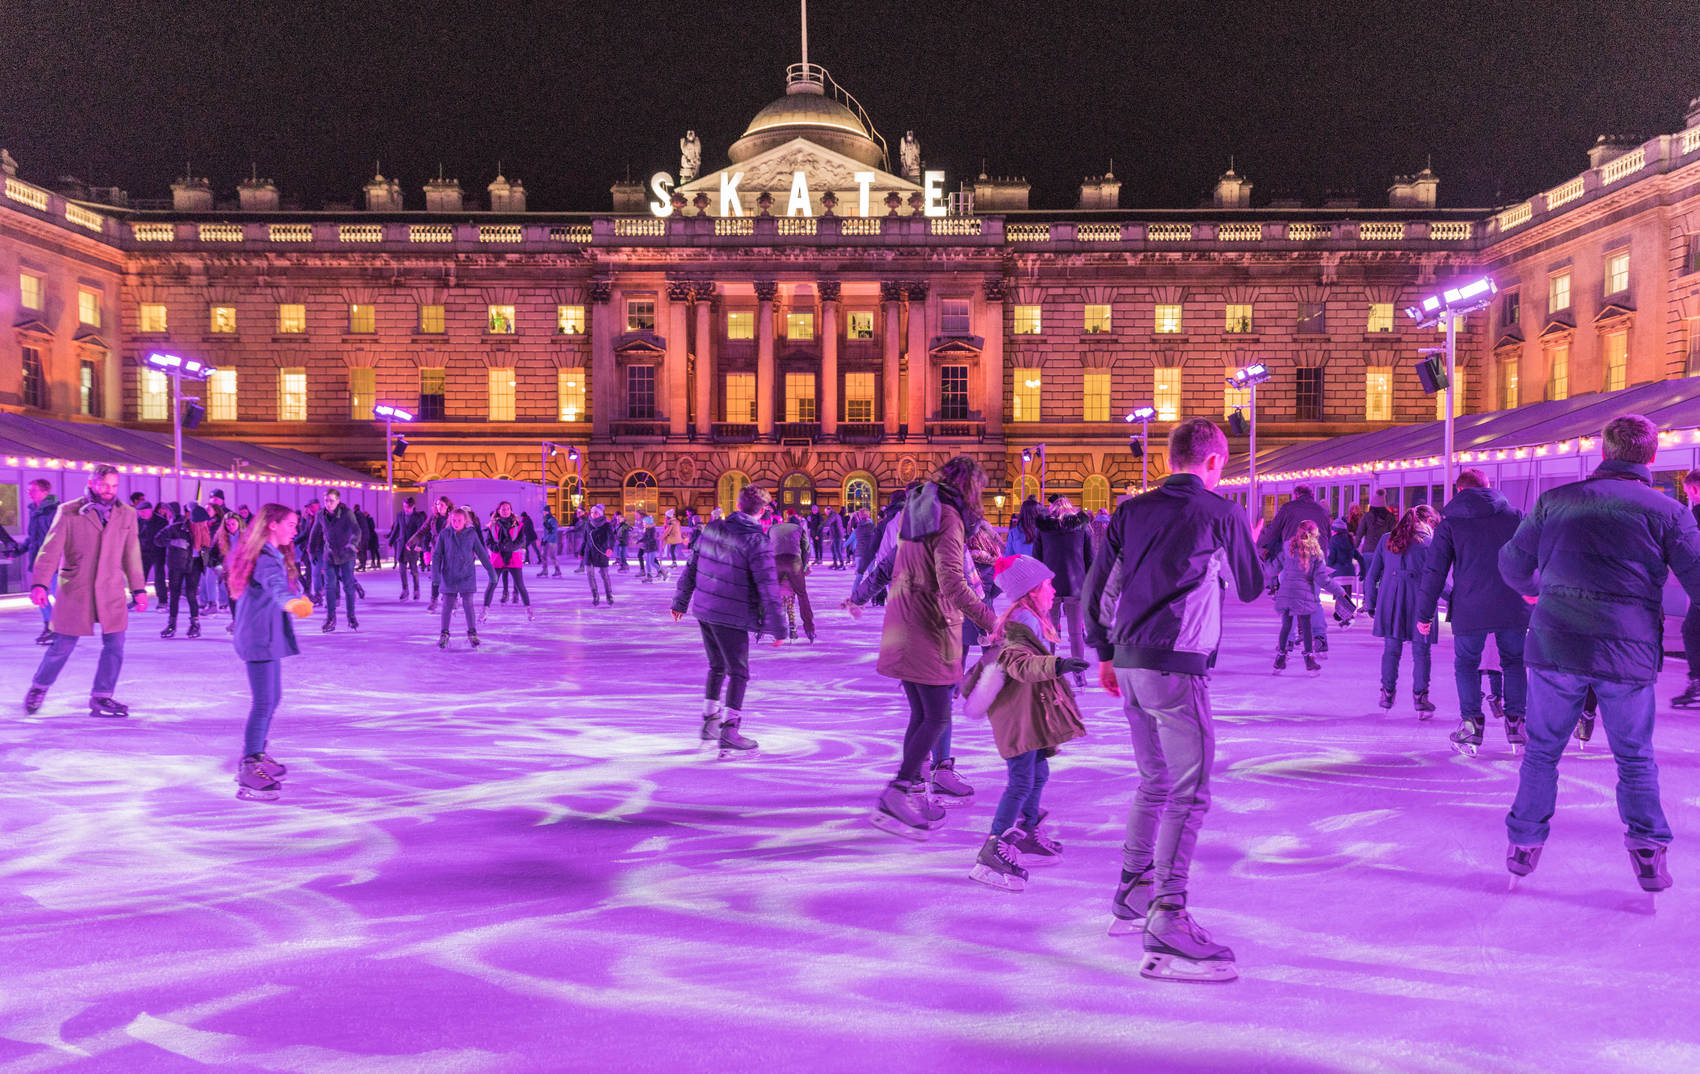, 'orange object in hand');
285,597,314,618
